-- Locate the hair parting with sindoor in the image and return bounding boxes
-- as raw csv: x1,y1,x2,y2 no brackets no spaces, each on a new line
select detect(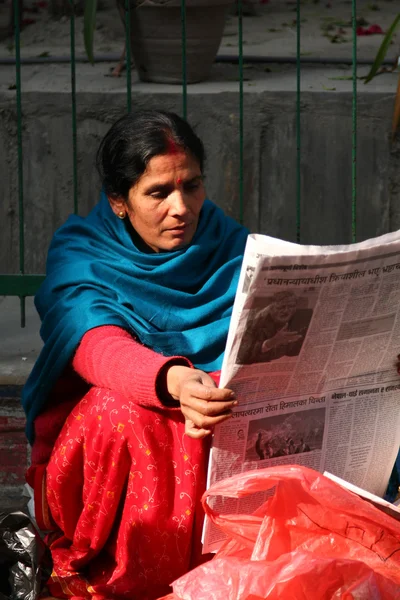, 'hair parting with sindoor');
96,110,206,201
